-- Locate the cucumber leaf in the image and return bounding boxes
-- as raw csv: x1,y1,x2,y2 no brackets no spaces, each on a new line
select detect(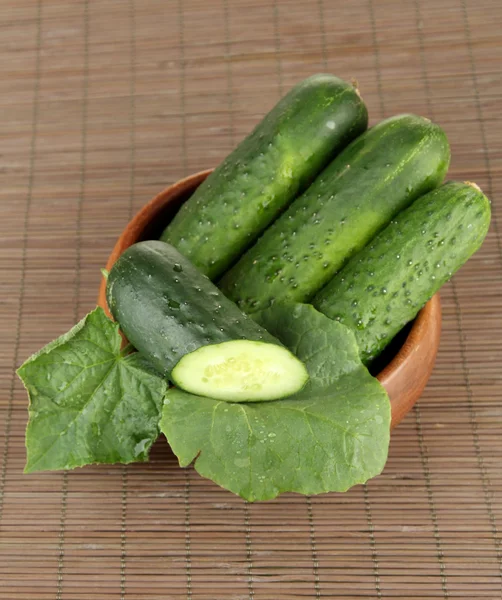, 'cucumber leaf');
161,304,390,501
18,308,167,473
